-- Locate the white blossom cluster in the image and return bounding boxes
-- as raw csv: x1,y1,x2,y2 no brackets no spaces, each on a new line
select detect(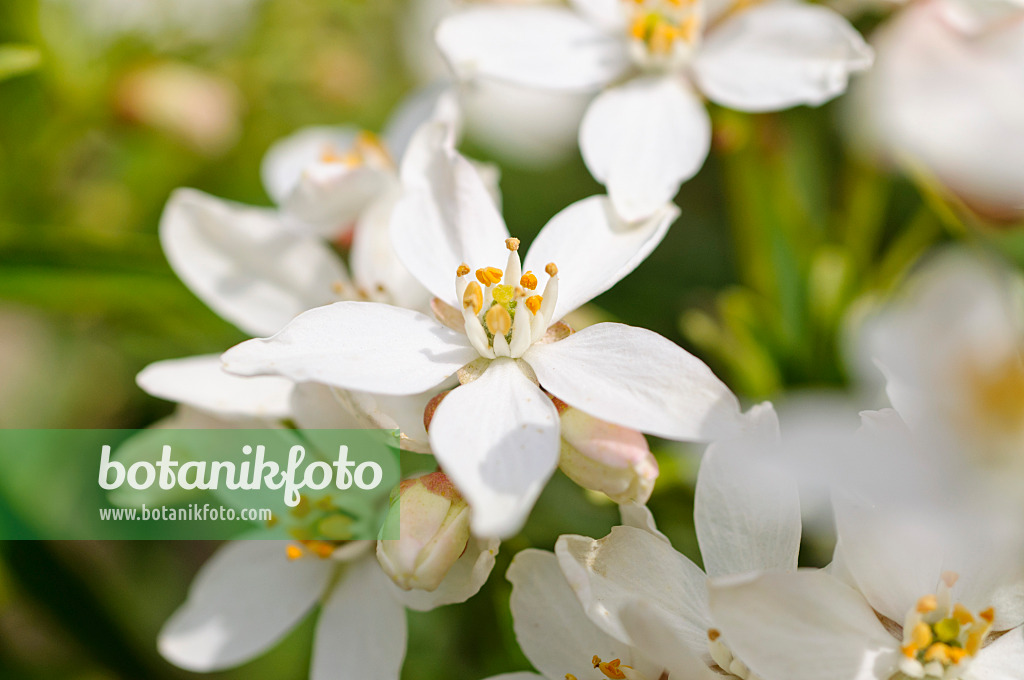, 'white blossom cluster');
133,1,1024,679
